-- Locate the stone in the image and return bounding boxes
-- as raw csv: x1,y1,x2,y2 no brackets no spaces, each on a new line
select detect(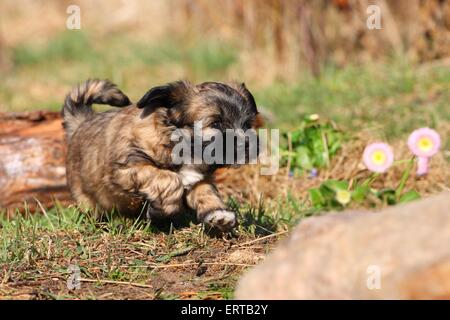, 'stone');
235,192,450,299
